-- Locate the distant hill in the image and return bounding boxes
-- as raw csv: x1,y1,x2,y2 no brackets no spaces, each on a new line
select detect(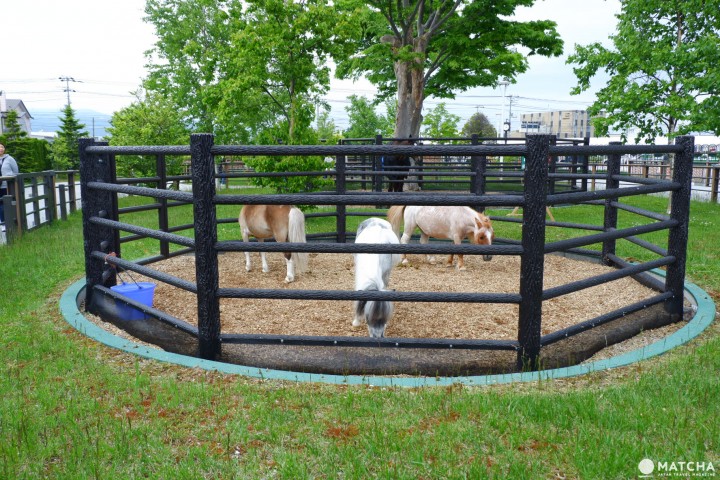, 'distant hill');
30,108,112,139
